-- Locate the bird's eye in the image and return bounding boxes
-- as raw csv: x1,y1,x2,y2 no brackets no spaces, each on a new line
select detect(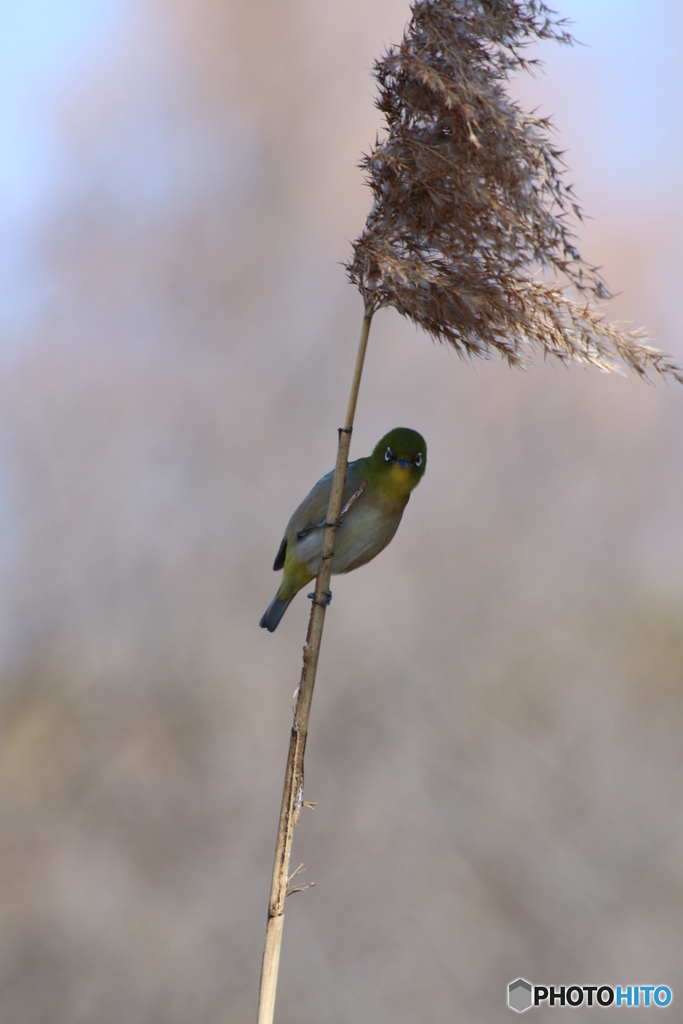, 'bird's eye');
385,447,393,462
414,452,423,467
